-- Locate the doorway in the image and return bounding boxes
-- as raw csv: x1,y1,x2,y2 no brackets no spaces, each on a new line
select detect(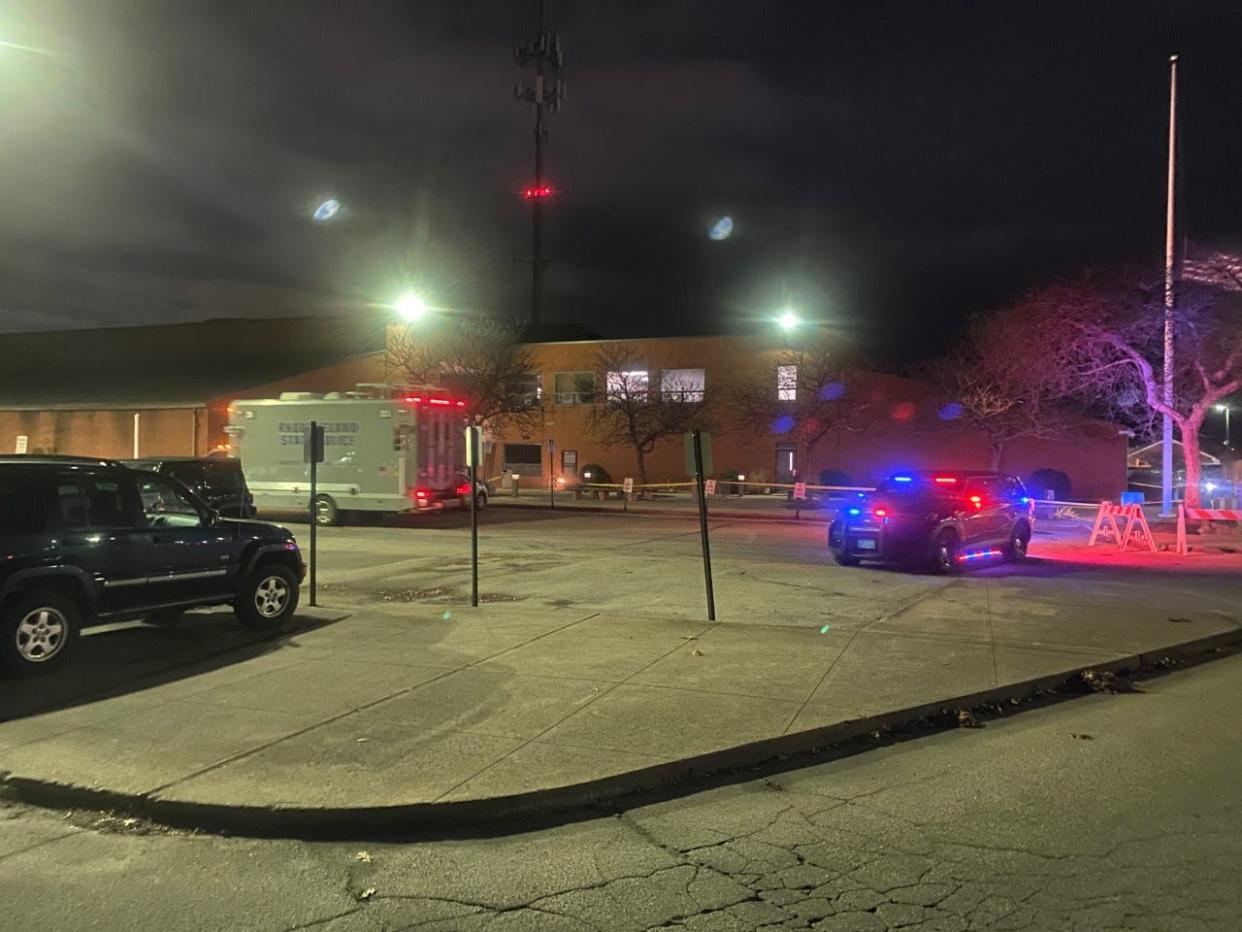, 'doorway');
775,445,797,484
